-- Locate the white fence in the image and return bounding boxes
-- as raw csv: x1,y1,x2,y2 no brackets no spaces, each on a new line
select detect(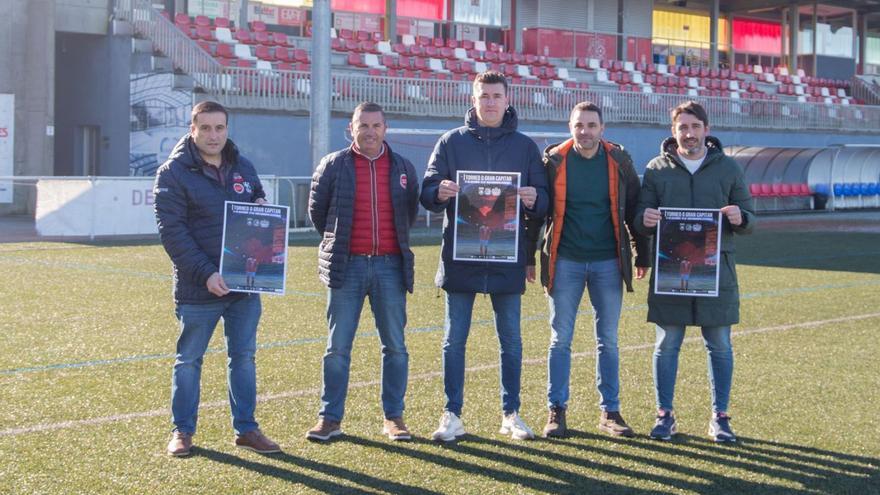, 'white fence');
4,176,311,238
